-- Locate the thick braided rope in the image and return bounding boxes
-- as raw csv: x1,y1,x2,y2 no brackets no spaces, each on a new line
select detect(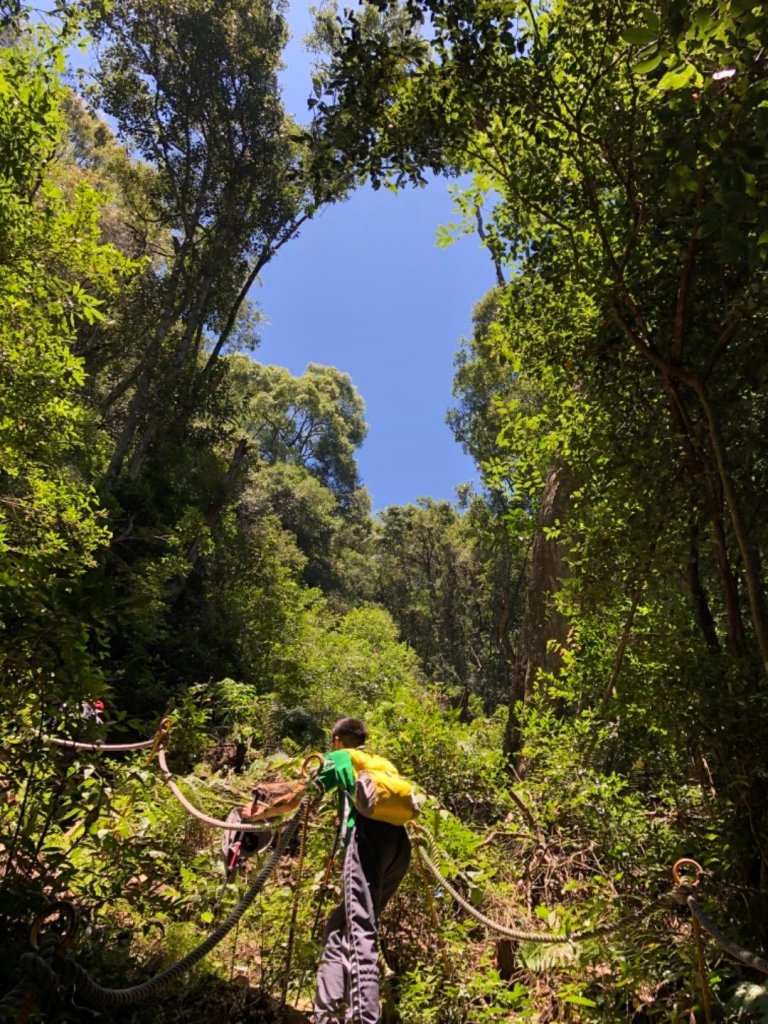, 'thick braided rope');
0,934,60,1024
688,897,768,975
413,827,630,944
411,840,455,977
414,844,574,944
41,735,156,752
156,746,282,834
18,798,312,1009
0,977,38,1024
0,972,39,1024
41,732,287,834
